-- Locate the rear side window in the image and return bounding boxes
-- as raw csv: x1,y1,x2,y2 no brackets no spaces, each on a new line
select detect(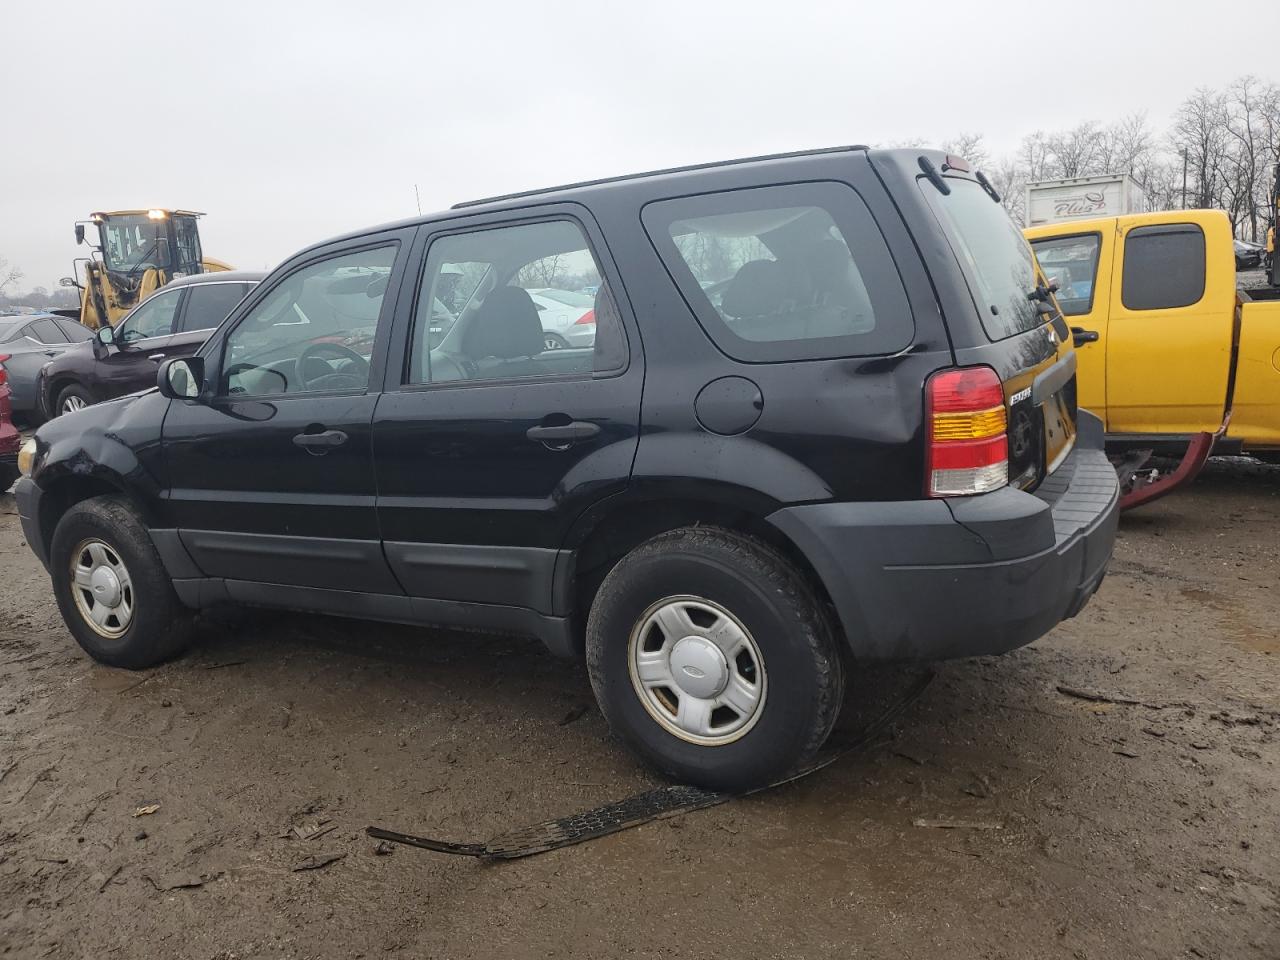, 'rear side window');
643,182,913,362
55,318,94,341
30,318,68,343
180,282,253,332
1031,234,1101,316
1121,224,1205,310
